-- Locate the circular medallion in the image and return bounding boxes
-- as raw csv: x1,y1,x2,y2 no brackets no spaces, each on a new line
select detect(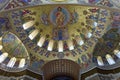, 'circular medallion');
50,7,70,26
57,52,65,59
